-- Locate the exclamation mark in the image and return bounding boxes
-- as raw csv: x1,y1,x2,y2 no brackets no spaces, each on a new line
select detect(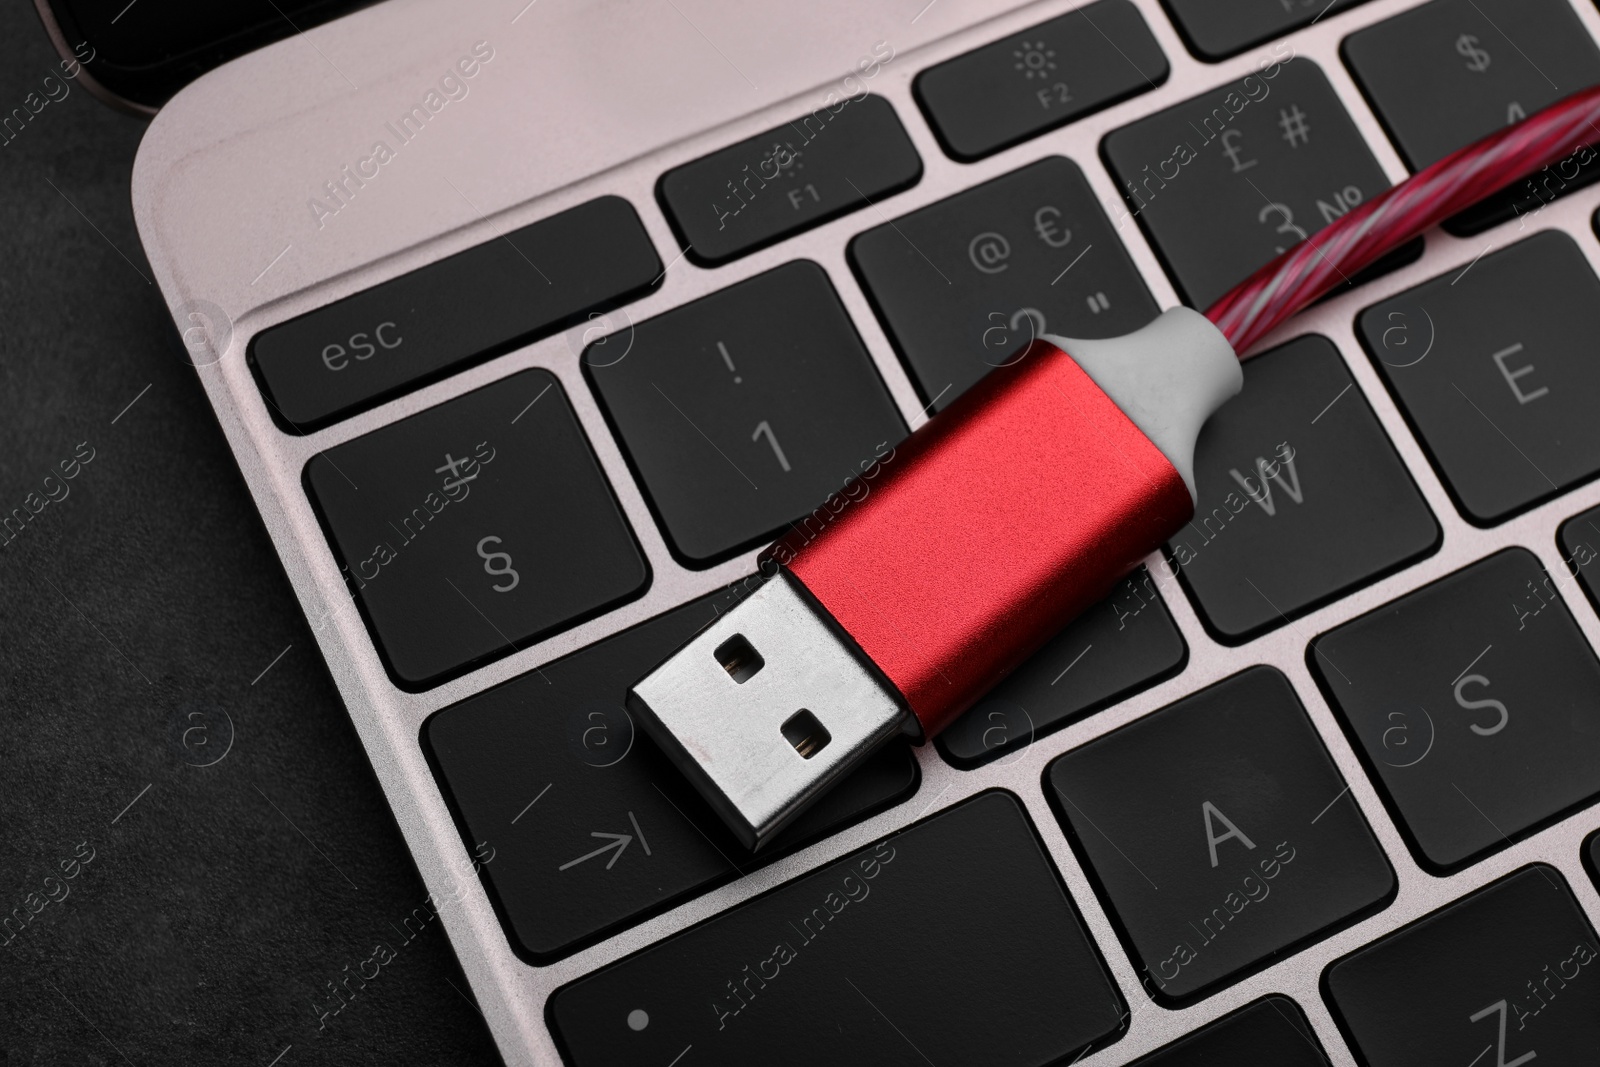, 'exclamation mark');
718,341,742,383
